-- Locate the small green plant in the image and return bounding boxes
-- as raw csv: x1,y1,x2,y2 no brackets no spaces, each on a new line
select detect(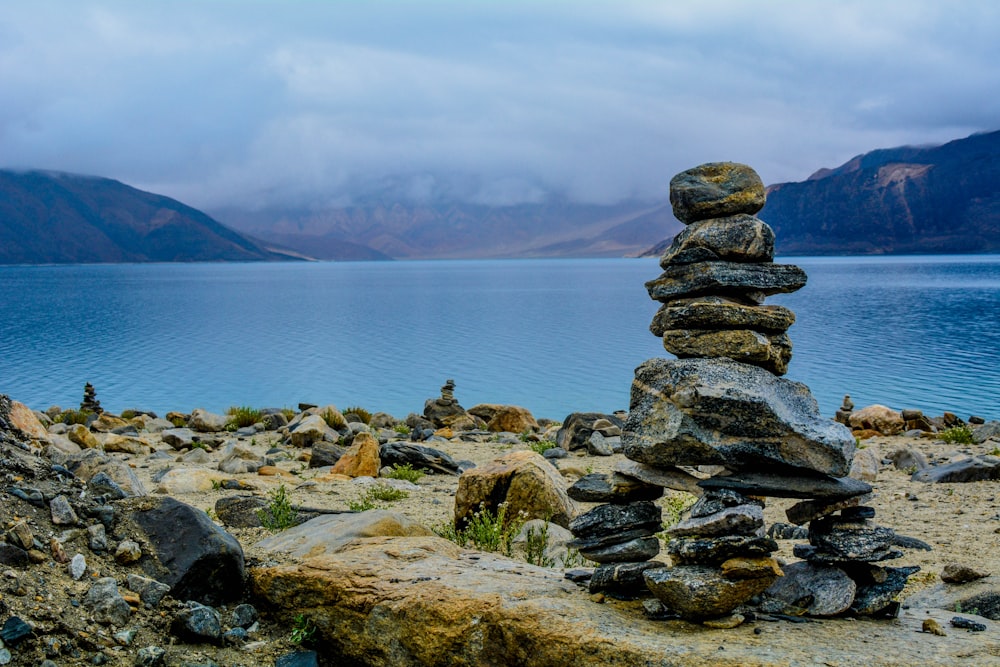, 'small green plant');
210,479,222,491
321,407,347,429
436,503,525,557
342,406,372,424
257,484,297,532
348,484,409,511
561,547,588,569
120,409,138,420
169,415,187,427
61,410,91,425
528,440,556,455
289,613,316,645
384,463,425,483
190,440,208,451
903,465,918,475
227,405,263,430
281,407,297,421
393,423,411,435
990,446,1000,456
661,492,698,529
939,425,974,444
523,521,555,568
